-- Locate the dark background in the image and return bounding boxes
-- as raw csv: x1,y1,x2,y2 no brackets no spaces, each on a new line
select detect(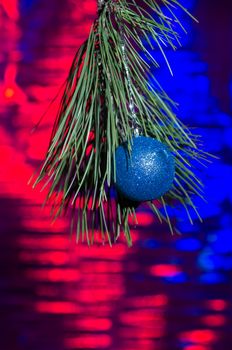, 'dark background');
0,1,232,349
